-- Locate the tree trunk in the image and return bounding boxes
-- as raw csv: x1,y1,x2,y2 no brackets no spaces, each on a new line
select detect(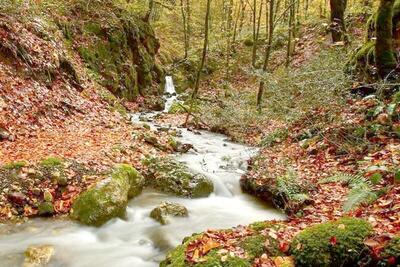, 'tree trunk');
329,0,347,42
252,0,257,67
185,0,212,126
181,0,189,58
376,0,397,78
286,0,295,68
192,0,211,98
257,0,275,109
145,0,155,22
